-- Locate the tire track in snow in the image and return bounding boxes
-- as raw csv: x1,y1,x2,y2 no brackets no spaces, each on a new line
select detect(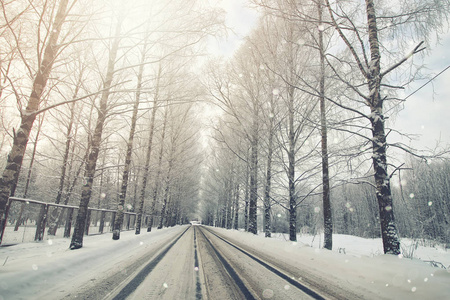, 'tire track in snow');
201,226,327,300
193,226,202,300
107,226,190,300
197,226,256,299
